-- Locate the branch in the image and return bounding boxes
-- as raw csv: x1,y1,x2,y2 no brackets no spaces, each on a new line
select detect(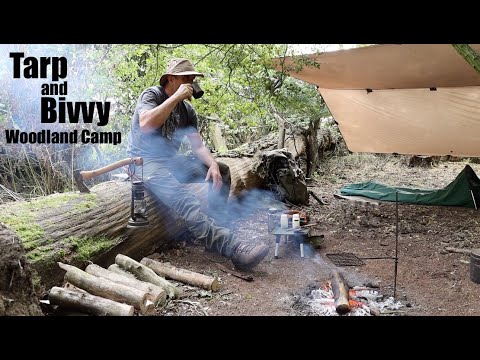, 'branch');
452,44,480,74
